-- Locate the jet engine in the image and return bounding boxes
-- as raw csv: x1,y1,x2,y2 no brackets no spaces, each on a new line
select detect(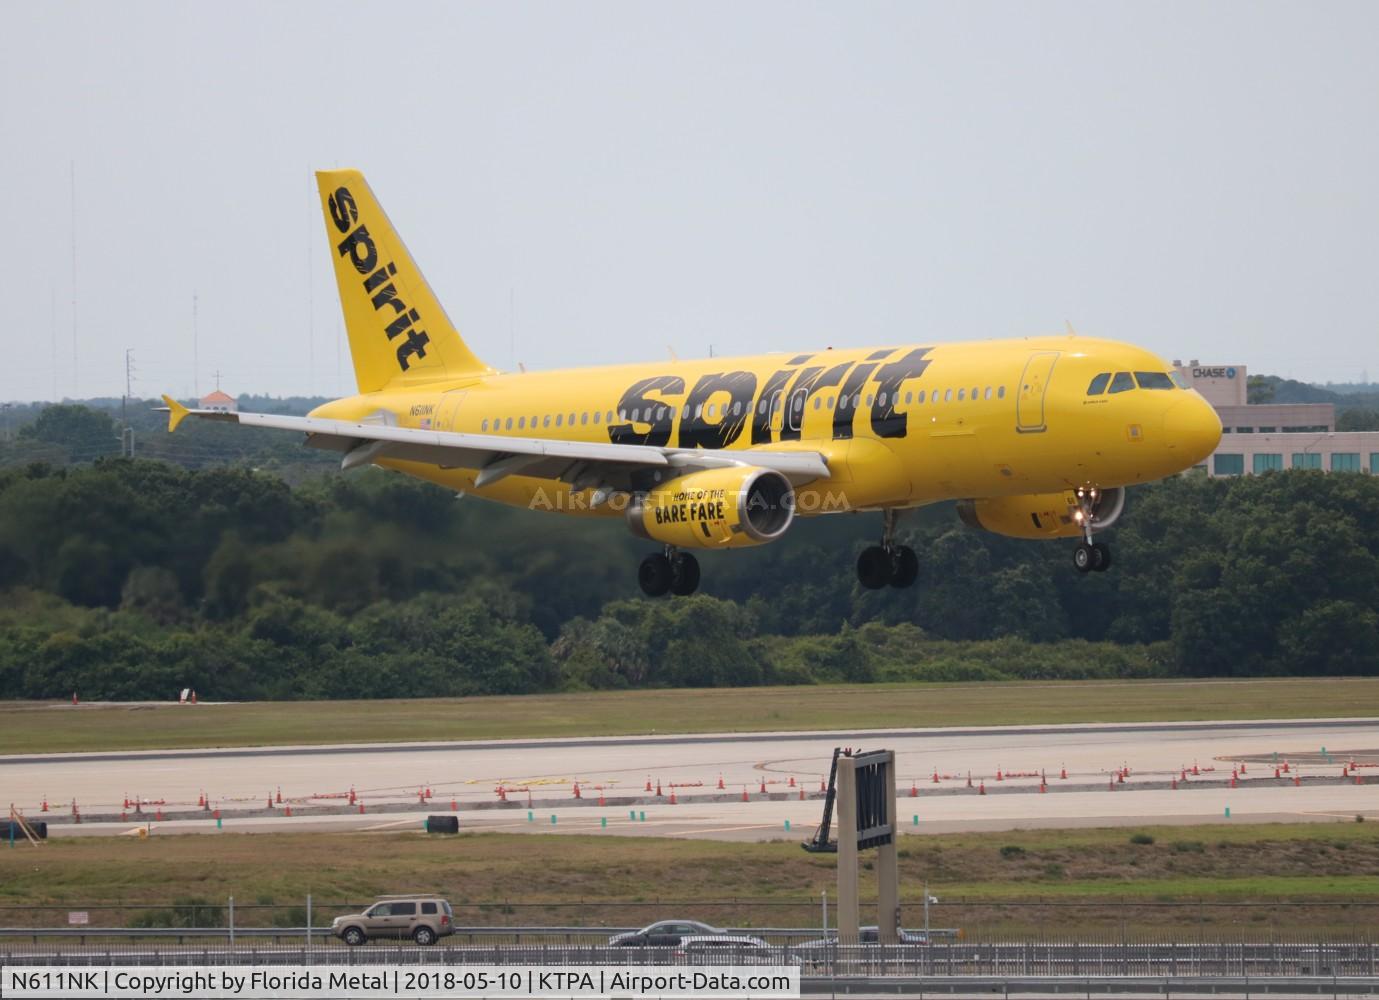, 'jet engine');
627,466,795,549
956,487,1125,540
